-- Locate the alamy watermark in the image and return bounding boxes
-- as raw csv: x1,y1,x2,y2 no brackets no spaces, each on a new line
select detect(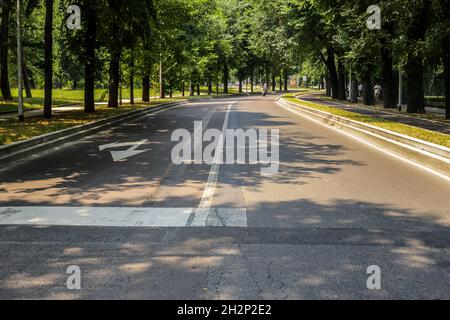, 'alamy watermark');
67,5,81,30
366,265,381,290
366,5,381,30
66,265,81,290
171,121,279,176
